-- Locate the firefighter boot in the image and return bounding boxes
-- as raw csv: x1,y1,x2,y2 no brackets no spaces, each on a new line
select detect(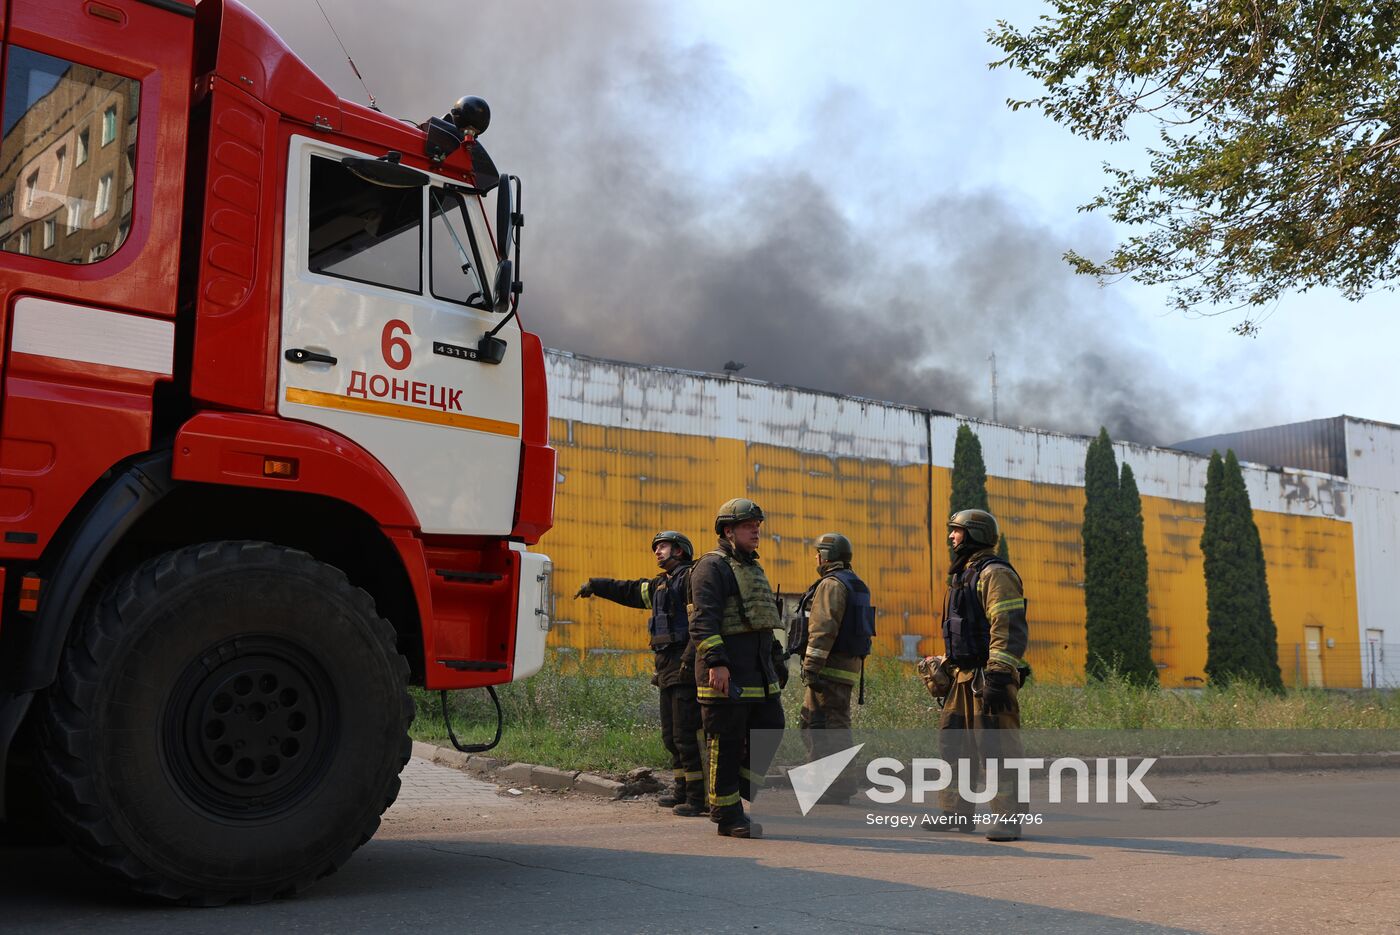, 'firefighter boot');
716,811,761,845
985,815,1021,842
658,778,686,808
673,787,708,817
